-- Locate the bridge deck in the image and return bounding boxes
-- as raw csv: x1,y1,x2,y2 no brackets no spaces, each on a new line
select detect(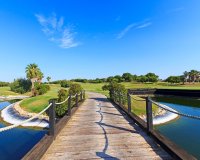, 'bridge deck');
42,92,172,160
